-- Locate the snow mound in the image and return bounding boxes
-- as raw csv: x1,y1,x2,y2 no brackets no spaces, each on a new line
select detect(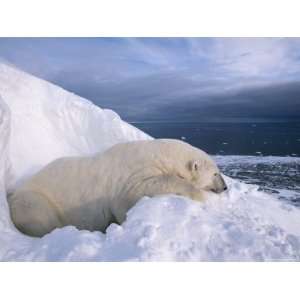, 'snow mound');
1,63,300,261
0,63,150,190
